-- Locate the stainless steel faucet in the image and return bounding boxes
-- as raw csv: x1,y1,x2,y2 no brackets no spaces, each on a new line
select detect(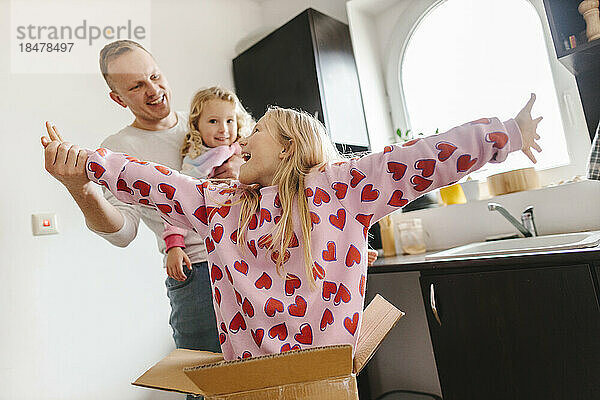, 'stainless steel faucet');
487,202,538,237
